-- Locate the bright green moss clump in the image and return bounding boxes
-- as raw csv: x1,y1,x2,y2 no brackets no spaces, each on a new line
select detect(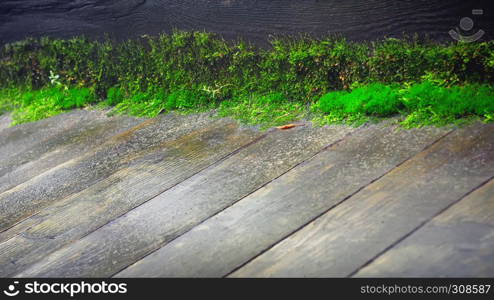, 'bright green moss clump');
1,86,95,125
315,81,494,127
0,31,493,127
400,81,494,127
317,83,403,117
